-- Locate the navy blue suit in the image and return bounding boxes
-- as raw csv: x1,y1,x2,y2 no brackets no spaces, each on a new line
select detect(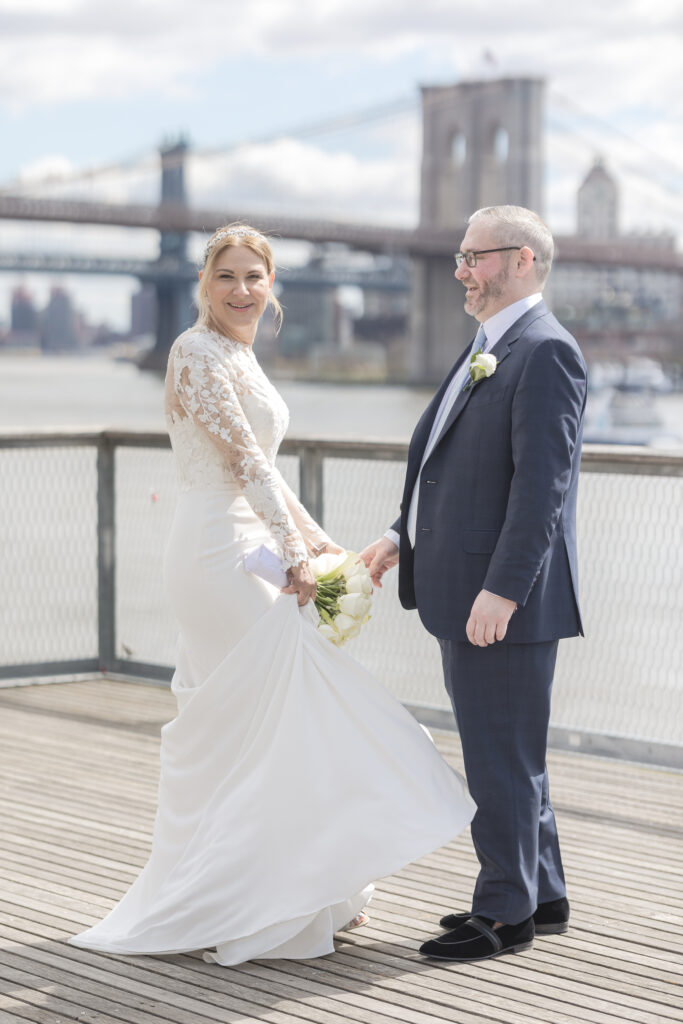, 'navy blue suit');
392,300,587,923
